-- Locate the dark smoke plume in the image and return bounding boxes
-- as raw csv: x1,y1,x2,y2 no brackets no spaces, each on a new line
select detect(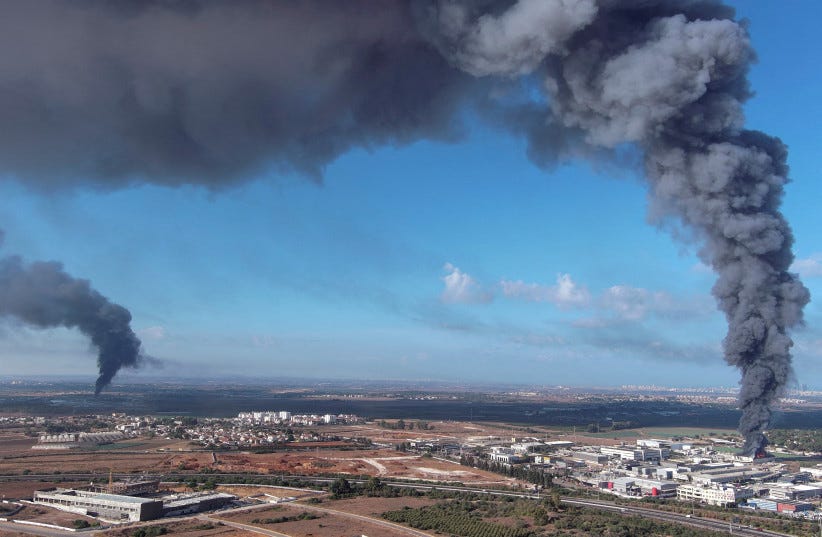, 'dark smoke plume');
0,0,809,446
0,250,143,394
